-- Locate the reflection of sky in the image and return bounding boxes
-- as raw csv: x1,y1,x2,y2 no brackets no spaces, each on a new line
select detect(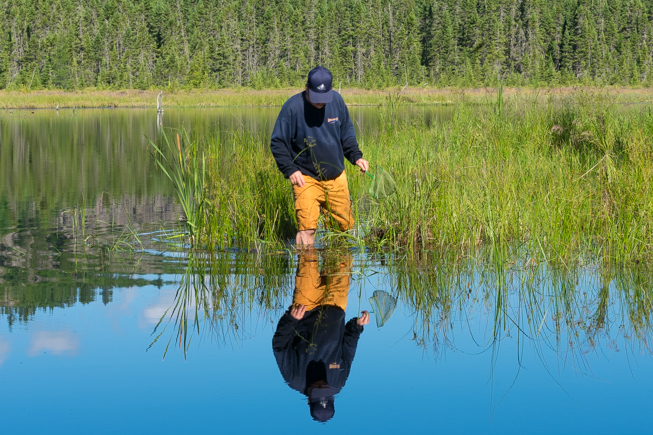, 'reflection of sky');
29,331,79,357
0,274,652,434
0,336,10,366
142,290,176,325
